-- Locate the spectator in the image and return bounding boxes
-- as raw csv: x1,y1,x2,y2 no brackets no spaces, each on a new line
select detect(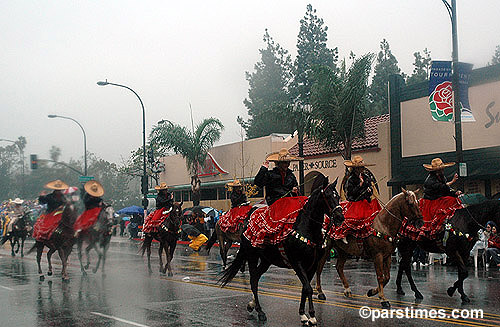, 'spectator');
470,222,492,259
486,223,500,269
181,223,208,251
